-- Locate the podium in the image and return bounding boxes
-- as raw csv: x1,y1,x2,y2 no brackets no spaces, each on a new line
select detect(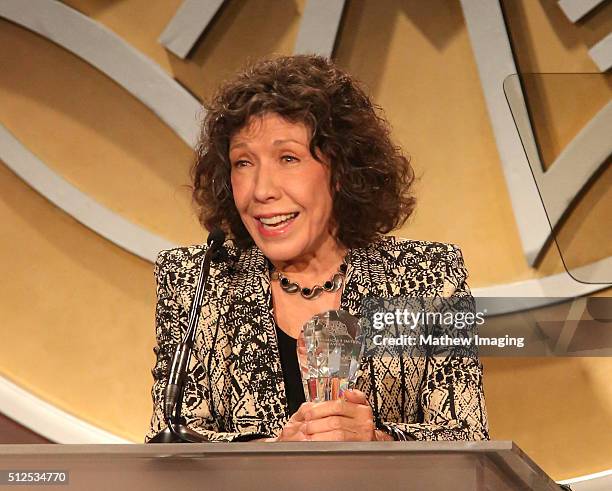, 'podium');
0,441,560,490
